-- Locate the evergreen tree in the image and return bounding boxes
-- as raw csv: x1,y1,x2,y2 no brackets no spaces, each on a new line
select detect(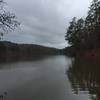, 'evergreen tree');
65,0,100,49
65,17,85,47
